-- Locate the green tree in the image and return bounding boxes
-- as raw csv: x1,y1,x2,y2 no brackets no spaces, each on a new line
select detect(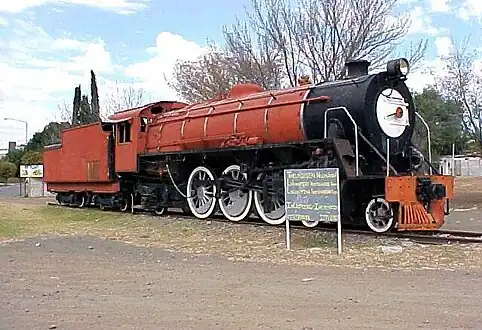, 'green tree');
72,85,81,126
0,161,16,182
78,95,92,124
71,84,95,126
90,70,100,121
3,149,24,172
412,87,467,158
26,122,71,151
20,151,43,165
